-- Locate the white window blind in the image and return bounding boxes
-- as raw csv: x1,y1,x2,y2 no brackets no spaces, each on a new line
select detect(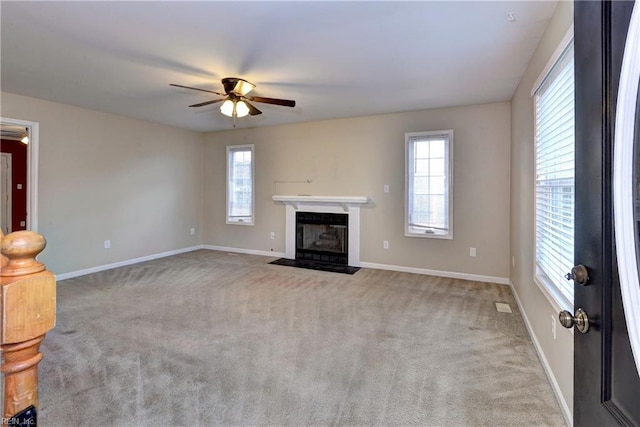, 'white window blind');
534,42,575,308
405,130,453,239
227,145,254,225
